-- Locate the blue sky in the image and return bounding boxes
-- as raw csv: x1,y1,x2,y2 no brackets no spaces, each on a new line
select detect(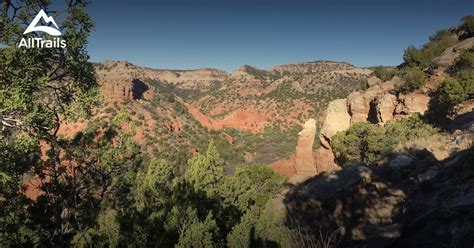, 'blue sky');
82,0,472,72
